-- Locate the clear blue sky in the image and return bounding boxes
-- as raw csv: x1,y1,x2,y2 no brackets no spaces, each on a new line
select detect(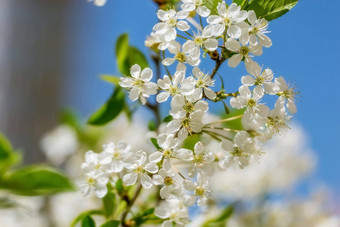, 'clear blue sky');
63,0,340,192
